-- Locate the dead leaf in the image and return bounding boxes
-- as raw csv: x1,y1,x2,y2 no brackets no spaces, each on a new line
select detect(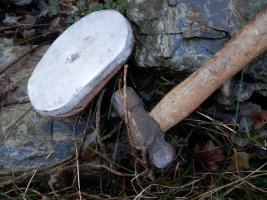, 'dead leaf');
240,103,267,125
18,15,38,25
256,111,267,123
240,103,262,117
194,140,225,171
228,151,250,171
